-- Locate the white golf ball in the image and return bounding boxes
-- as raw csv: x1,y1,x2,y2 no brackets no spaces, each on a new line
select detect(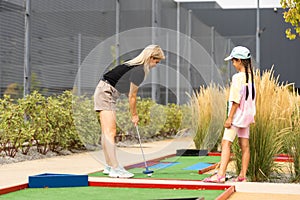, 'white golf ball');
147,173,152,177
